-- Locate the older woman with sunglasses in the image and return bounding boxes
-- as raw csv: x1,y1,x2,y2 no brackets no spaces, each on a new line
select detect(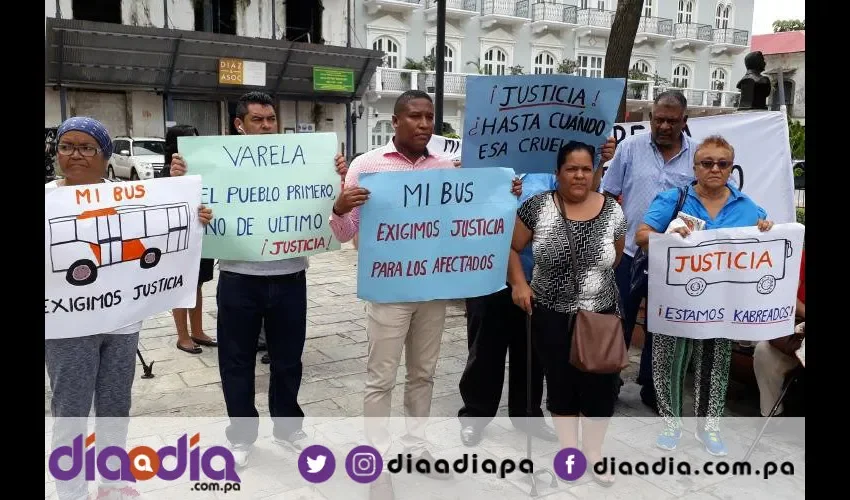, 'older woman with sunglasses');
46,117,212,500
635,135,773,457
